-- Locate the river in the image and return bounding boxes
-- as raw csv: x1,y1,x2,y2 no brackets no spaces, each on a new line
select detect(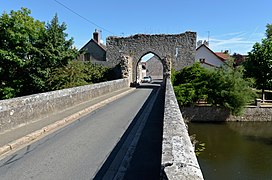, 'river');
188,122,272,180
